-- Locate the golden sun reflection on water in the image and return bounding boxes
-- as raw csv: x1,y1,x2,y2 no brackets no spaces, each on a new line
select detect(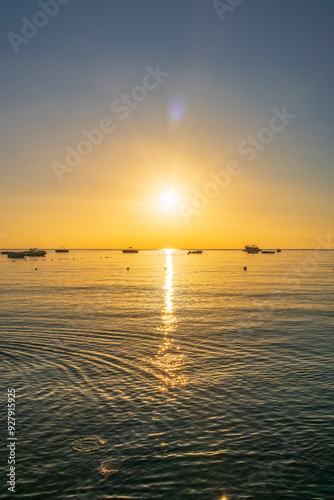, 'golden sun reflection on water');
157,249,176,333
155,249,187,391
